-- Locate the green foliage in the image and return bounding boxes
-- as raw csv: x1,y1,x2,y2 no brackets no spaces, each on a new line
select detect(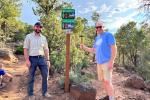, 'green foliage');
115,21,147,67
51,50,65,72
91,11,100,23
0,0,24,45
31,0,65,57
116,21,150,80
70,17,93,70
58,70,96,89
76,58,90,70
135,26,150,80
15,45,23,55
